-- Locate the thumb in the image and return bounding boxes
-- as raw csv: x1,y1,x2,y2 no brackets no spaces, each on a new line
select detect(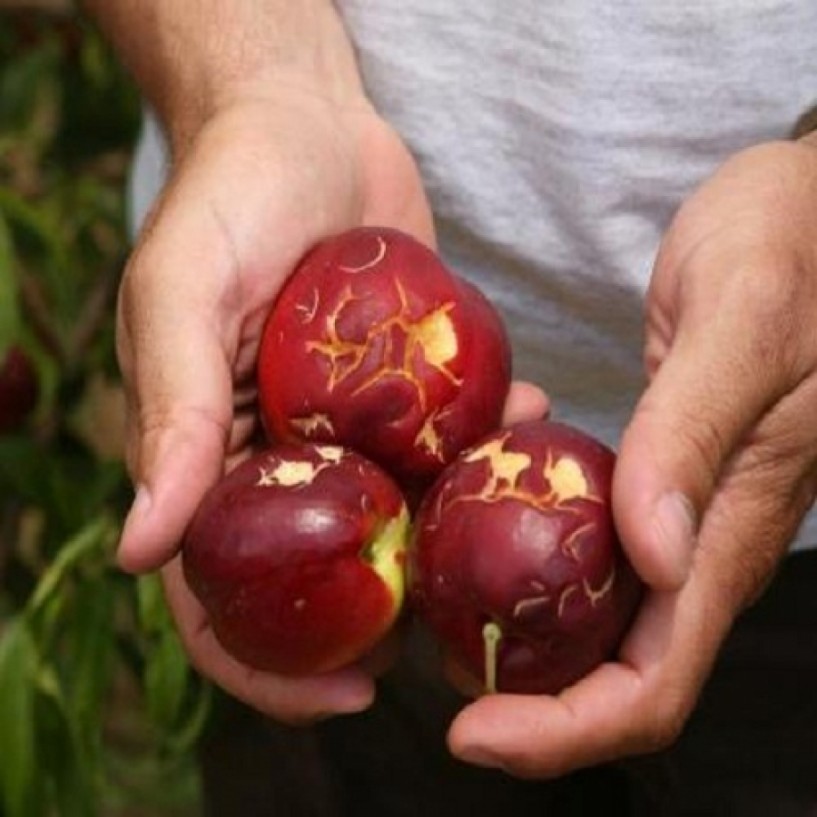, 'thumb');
116,222,236,573
613,324,780,591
